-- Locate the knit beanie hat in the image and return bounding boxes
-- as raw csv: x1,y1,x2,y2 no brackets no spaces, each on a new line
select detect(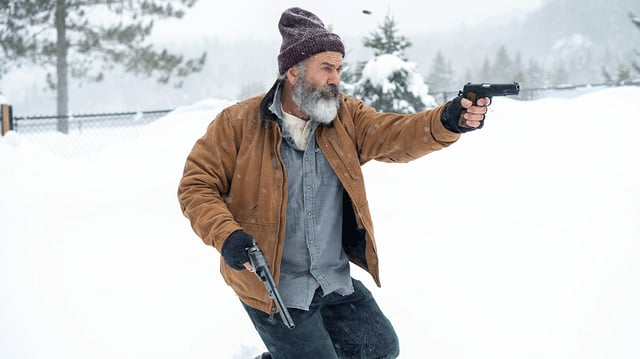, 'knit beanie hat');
277,7,345,74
